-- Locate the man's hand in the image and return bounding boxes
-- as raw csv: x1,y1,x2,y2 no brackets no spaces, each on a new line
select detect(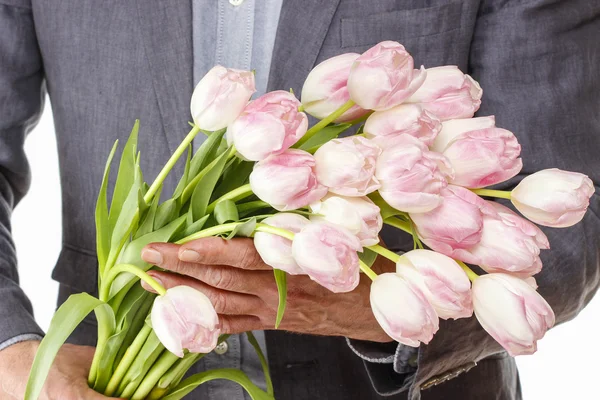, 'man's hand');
141,237,395,343
0,341,121,400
